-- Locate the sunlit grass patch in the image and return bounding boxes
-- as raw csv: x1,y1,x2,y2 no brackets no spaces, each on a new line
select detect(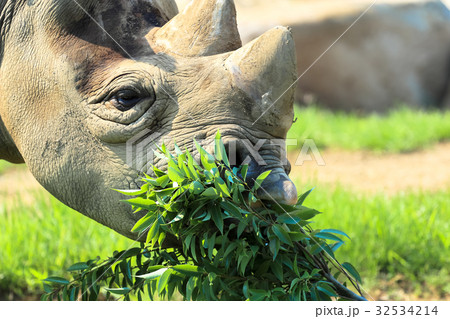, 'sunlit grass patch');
288,106,450,153
0,190,133,299
293,178,450,299
0,162,15,175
